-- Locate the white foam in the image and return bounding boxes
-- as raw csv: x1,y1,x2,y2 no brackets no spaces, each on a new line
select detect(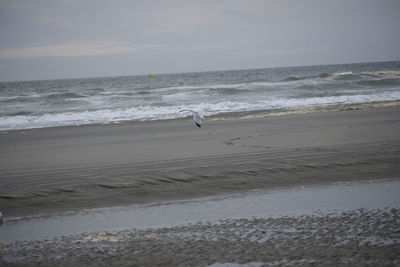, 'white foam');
361,71,400,77
155,81,280,93
334,71,353,76
1,91,400,131
161,91,204,102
